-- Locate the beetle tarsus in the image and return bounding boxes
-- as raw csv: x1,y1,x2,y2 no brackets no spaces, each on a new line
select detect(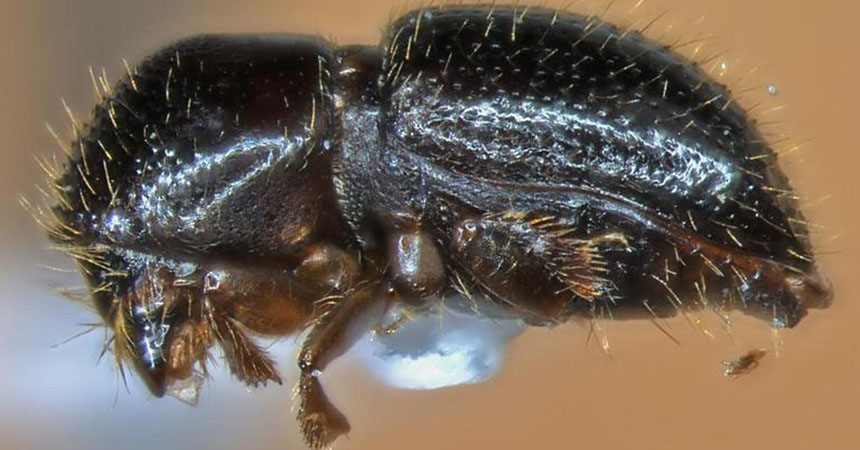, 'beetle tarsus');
296,374,351,450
